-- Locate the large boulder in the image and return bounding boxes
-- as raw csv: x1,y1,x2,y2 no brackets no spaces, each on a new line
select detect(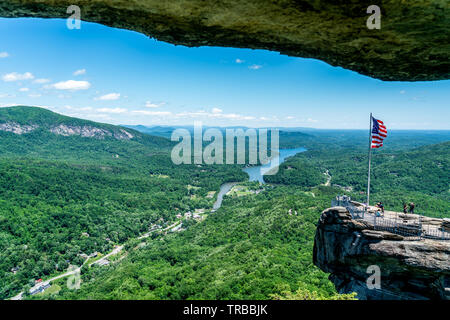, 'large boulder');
313,207,450,300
